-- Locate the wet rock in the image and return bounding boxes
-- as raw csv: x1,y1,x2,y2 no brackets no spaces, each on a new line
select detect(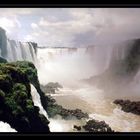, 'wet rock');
46,95,89,119
59,108,89,120
82,119,114,132
114,99,140,115
73,125,81,131
0,61,50,132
